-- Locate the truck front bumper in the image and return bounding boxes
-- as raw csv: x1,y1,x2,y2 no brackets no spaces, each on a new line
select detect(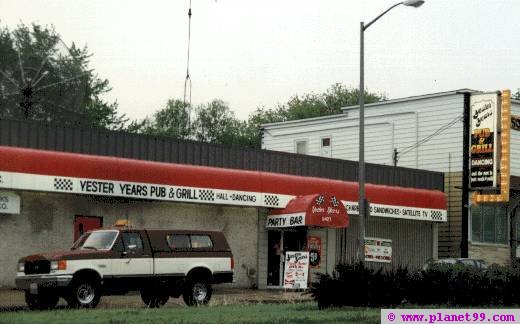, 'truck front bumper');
15,274,73,293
